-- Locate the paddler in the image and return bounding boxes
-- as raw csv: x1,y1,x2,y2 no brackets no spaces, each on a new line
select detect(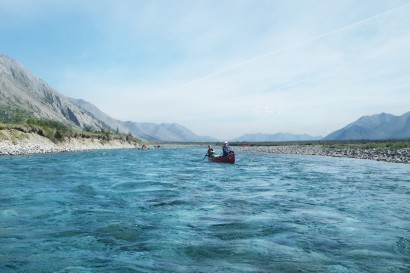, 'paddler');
207,145,216,158
222,141,232,157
